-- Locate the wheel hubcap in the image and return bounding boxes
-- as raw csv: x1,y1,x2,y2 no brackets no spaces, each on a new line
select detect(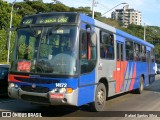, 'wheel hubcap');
97,89,105,105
